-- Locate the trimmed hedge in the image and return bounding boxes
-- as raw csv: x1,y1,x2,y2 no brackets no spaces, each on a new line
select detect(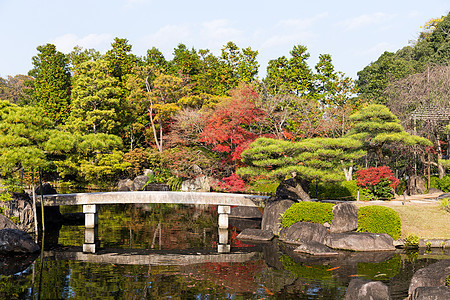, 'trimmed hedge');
281,202,334,228
357,206,401,240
